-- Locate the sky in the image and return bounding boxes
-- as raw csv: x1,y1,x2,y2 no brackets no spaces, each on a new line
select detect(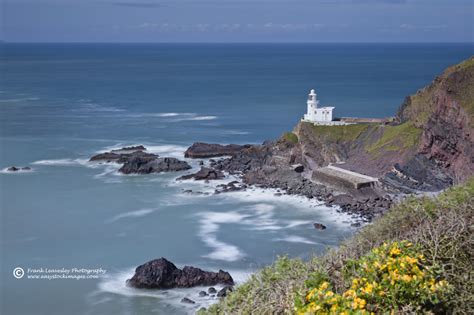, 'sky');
2,0,473,42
